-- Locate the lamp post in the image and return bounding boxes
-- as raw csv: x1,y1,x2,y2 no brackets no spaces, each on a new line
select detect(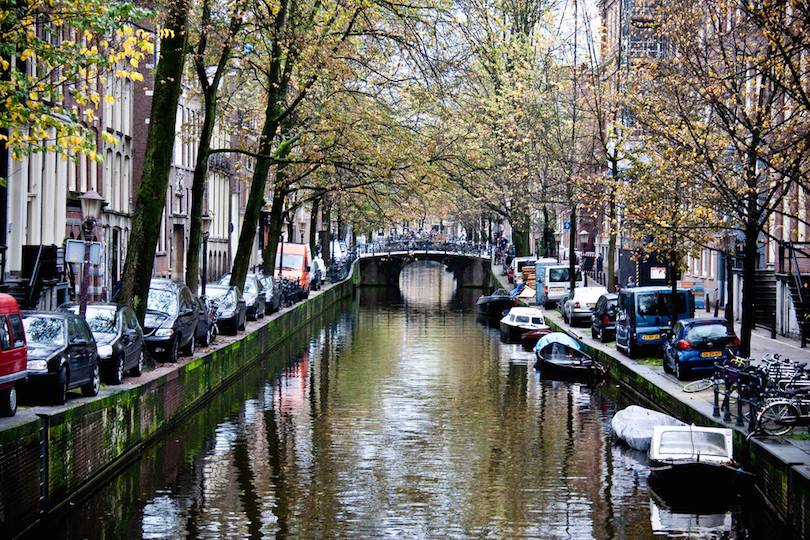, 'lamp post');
78,190,105,317
722,230,736,328
201,212,213,297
